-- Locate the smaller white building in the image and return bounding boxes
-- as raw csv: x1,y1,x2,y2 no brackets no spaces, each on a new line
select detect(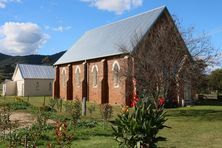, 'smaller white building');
2,64,55,97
